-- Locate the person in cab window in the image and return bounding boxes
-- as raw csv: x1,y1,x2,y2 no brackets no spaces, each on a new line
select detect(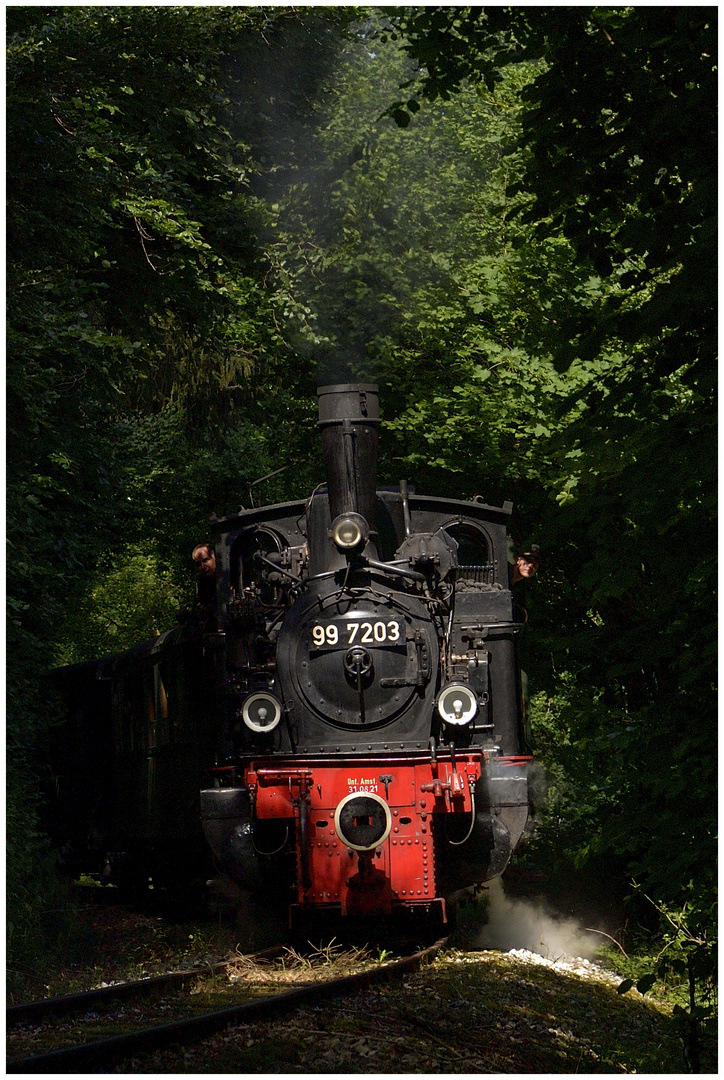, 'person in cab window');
512,547,540,586
509,543,540,753
510,544,540,623
192,543,217,606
